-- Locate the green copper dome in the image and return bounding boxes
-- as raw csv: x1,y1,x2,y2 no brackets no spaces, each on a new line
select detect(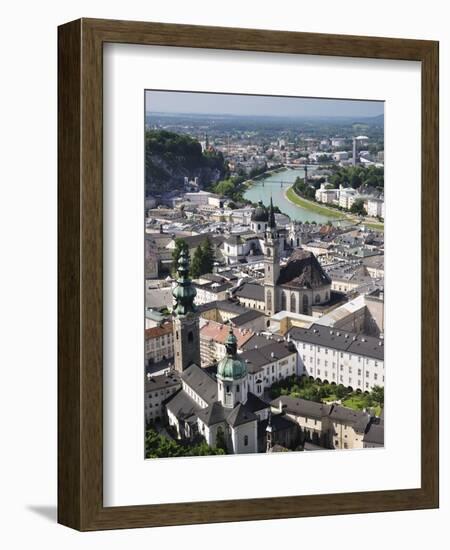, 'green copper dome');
217,325,247,380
